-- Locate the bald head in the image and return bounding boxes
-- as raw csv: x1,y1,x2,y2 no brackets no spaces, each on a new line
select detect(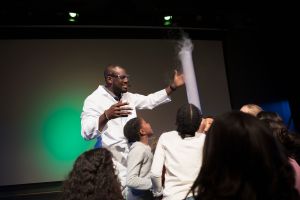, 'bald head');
104,64,124,78
240,104,263,117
